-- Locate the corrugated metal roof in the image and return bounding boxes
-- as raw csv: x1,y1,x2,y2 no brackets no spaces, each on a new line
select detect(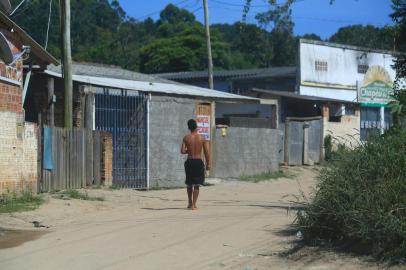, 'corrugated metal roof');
252,88,359,104
45,69,258,101
155,67,296,80
47,62,170,83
